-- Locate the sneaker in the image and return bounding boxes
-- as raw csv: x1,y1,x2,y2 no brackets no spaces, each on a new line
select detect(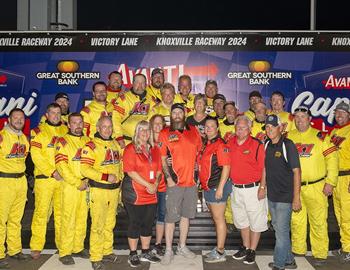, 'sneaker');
312,258,327,266
9,252,30,261
102,253,118,263
153,243,165,256
0,258,9,269
140,251,161,263
30,250,41,260
176,245,196,259
232,245,248,260
204,249,227,263
128,254,141,268
205,247,217,258
160,249,174,265
91,261,105,270
332,248,342,257
59,255,75,265
268,262,286,270
72,249,89,258
243,249,256,265
339,252,350,264
285,260,298,269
